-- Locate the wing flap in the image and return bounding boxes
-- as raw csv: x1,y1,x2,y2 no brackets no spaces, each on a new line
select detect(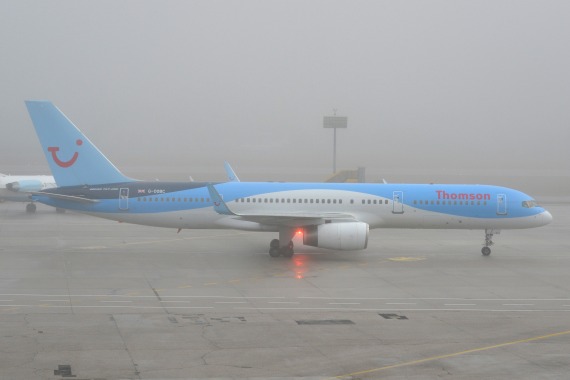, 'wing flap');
231,212,357,227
